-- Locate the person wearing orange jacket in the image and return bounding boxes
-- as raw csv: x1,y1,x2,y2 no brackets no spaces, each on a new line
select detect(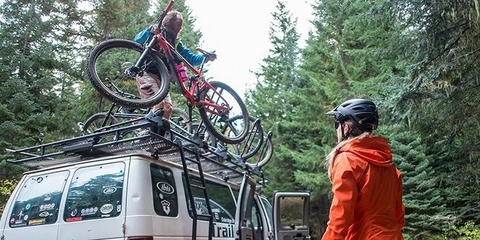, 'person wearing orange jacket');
322,98,405,240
